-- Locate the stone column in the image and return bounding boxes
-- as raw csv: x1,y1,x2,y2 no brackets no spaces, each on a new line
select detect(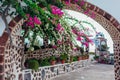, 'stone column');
114,40,120,80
